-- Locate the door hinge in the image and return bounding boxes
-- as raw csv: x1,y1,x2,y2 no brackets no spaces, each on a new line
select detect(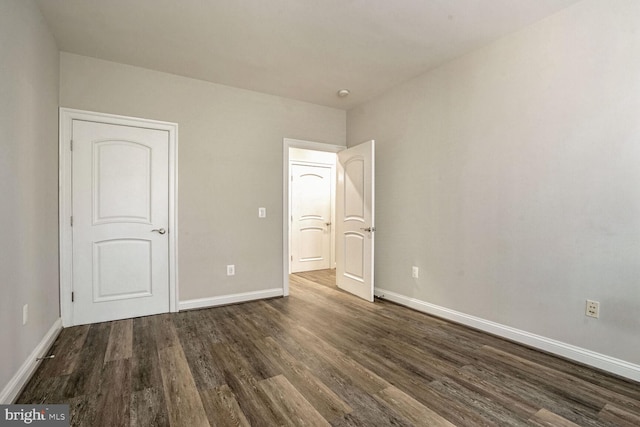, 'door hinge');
70,216,73,226
70,140,73,151
71,292,74,302
291,255,293,261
